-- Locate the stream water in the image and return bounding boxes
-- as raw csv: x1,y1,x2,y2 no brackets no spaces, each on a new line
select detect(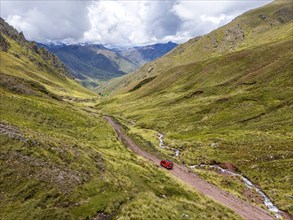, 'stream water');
158,133,166,149
158,133,180,157
189,164,282,219
158,133,282,218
